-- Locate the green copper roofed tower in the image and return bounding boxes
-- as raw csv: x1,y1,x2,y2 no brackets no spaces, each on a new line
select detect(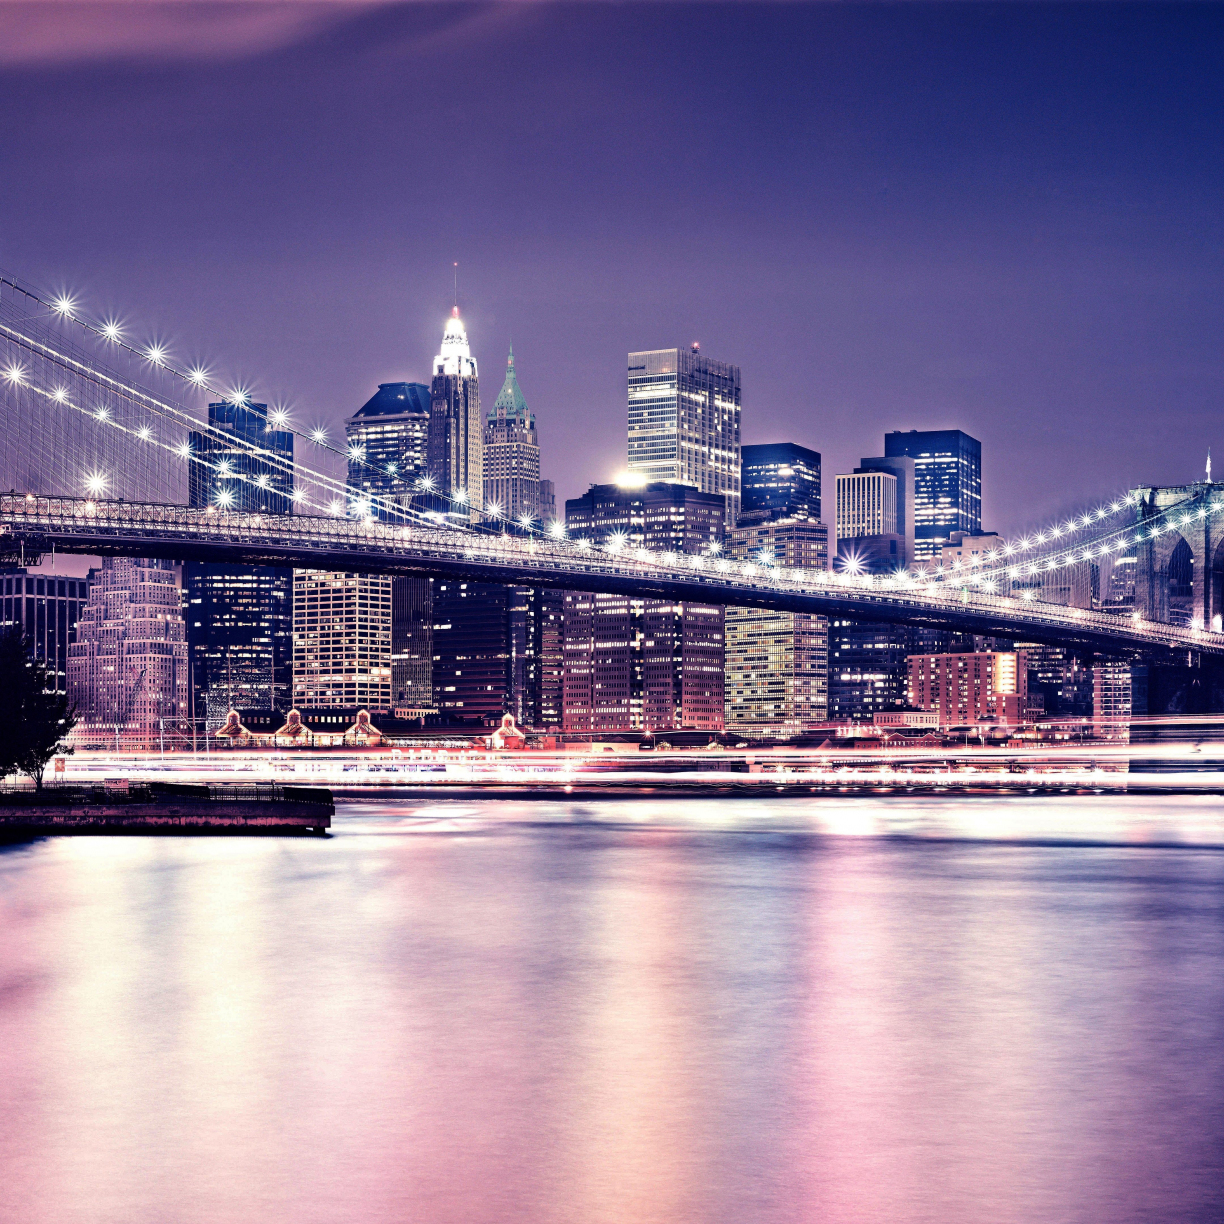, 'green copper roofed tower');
484,345,541,524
